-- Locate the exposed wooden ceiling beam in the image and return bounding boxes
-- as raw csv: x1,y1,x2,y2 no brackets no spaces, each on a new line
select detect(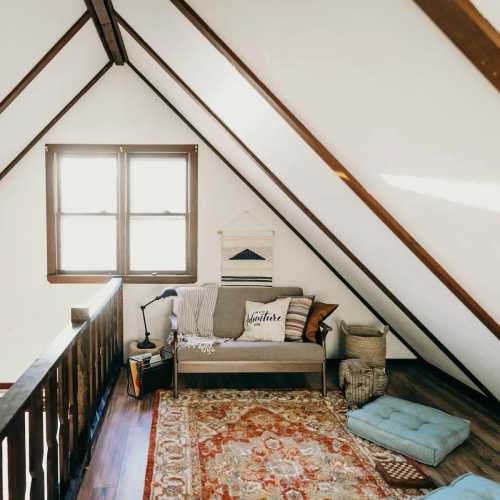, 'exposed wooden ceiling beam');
0,62,112,182
414,0,500,92
117,14,494,401
85,0,127,64
0,12,90,115
170,0,499,339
